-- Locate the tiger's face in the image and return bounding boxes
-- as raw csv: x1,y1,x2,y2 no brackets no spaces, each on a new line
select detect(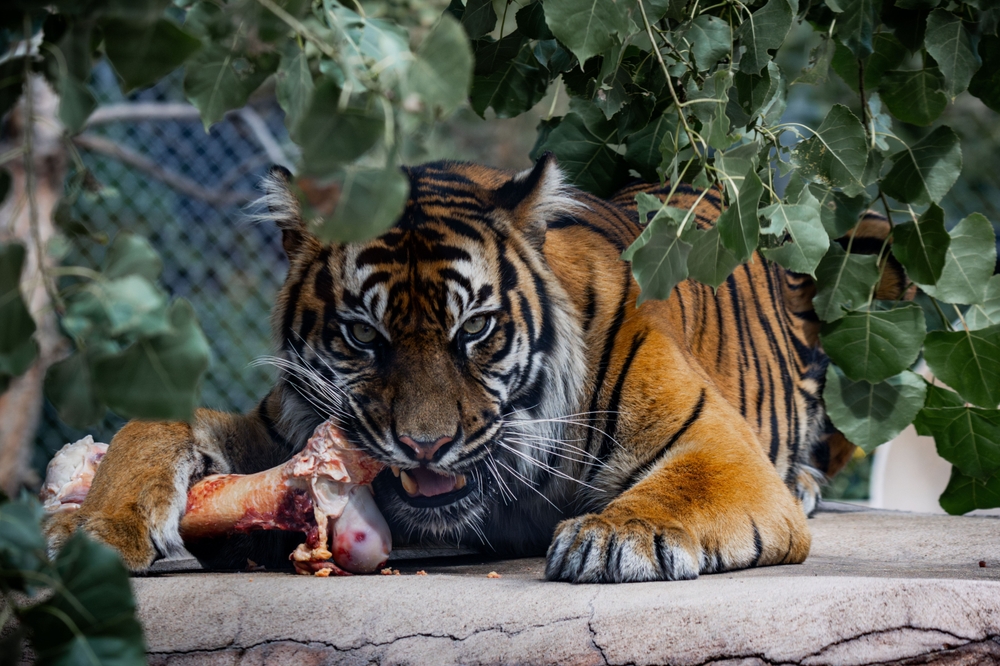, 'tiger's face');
267,158,586,543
